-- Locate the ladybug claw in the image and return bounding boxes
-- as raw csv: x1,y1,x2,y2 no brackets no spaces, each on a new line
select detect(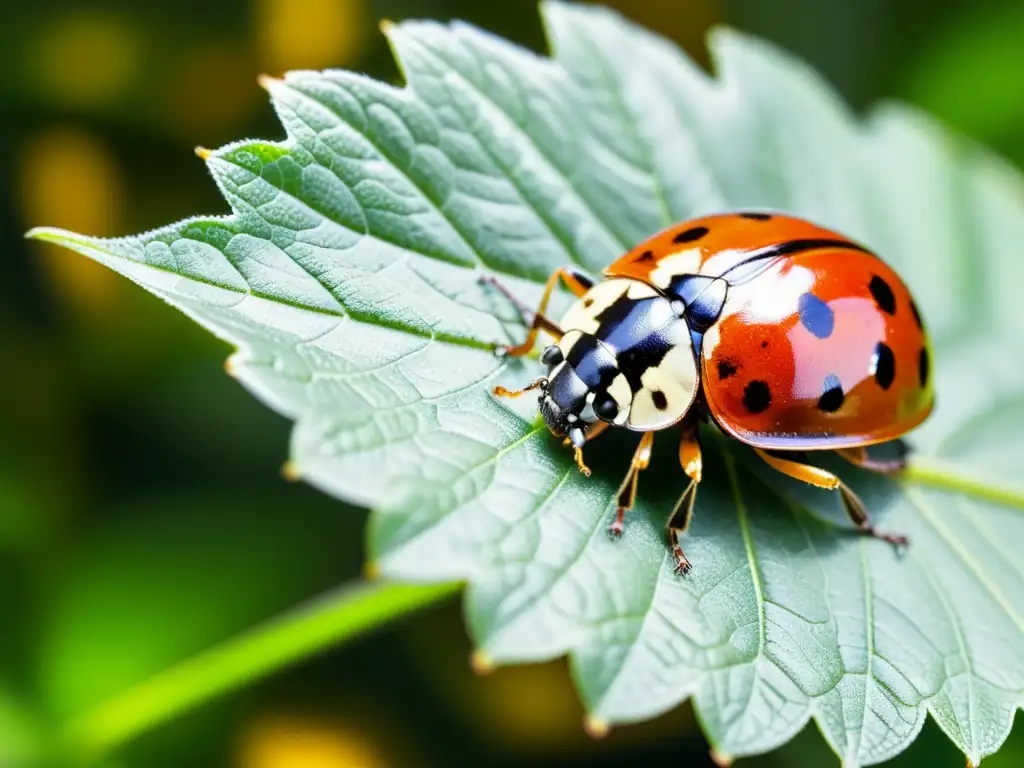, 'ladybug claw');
573,447,591,476
866,526,909,554
607,517,624,538
672,547,692,576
